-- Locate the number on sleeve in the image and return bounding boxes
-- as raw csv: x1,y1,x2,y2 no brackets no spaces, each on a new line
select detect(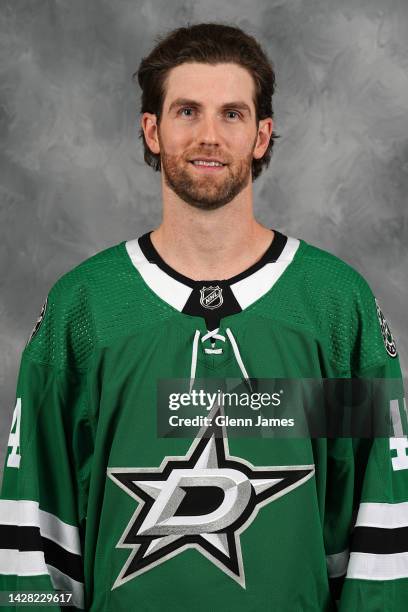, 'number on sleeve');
7,397,22,468
389,397,408,471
